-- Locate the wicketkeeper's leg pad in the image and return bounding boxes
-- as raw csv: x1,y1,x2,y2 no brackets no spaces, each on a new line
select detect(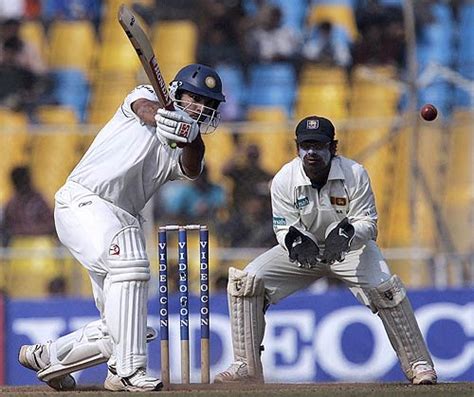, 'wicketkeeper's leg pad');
105,226,150,377
227,267,266,380
368,274,434,380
